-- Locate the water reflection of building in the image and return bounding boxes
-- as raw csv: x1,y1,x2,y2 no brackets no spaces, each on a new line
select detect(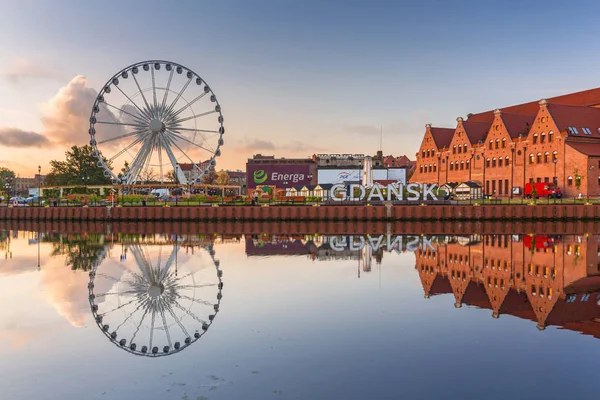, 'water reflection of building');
244,234,385,271
416,234,600,336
